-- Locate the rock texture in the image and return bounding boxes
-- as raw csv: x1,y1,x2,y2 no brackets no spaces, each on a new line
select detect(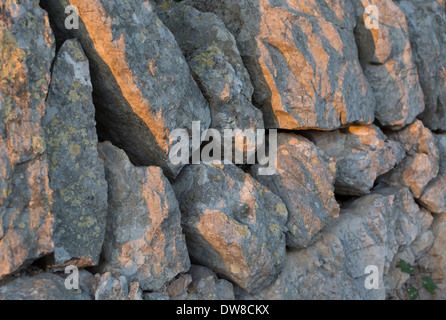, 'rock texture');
419,134,446,214
379,120,439,198
238,187,426,300
188,265,235,300
42,39,107,267
305,125,405,196
353,0,425,129
173,163,288,293
250,133,339,248
396,0,446,131
42,0,211,179
0,0,55,279
187,0,375,130
0,273,89,300
157,3,264,155
98,142,190,291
